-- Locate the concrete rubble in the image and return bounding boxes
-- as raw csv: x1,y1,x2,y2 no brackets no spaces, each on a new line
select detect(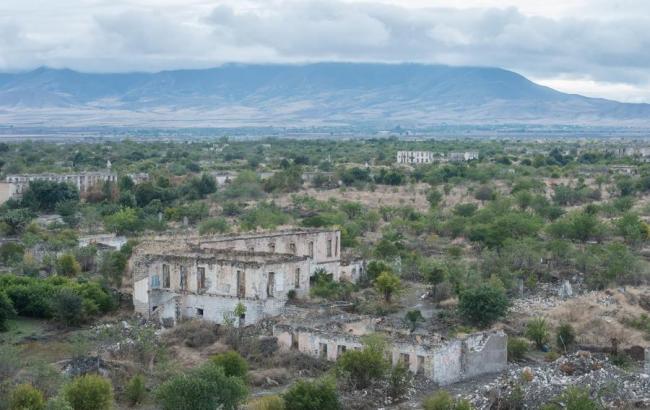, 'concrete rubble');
465,352,650,409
